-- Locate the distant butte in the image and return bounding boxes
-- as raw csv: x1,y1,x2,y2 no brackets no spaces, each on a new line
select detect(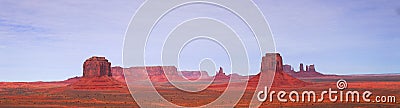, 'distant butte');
180,71,210,80
214,67,230,81
283,63,325,78
68,56,125,90
249,53,308,87
83,56,112,77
